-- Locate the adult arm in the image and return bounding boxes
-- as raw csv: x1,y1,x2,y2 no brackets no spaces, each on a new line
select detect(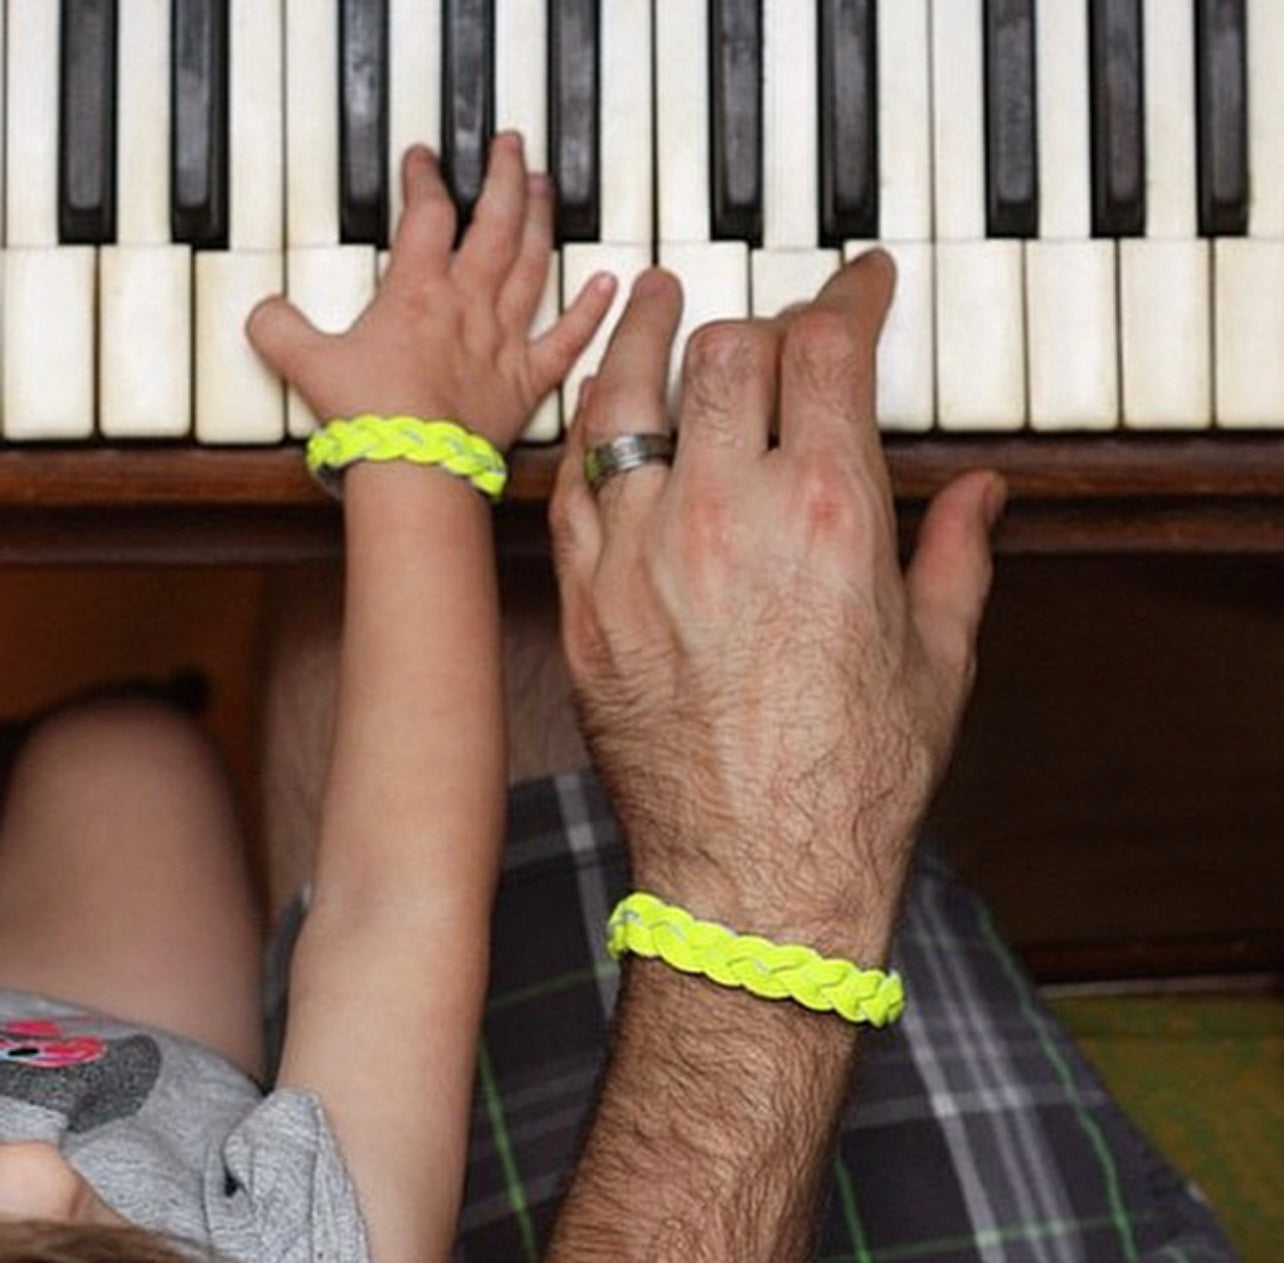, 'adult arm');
545,258,1004,1262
